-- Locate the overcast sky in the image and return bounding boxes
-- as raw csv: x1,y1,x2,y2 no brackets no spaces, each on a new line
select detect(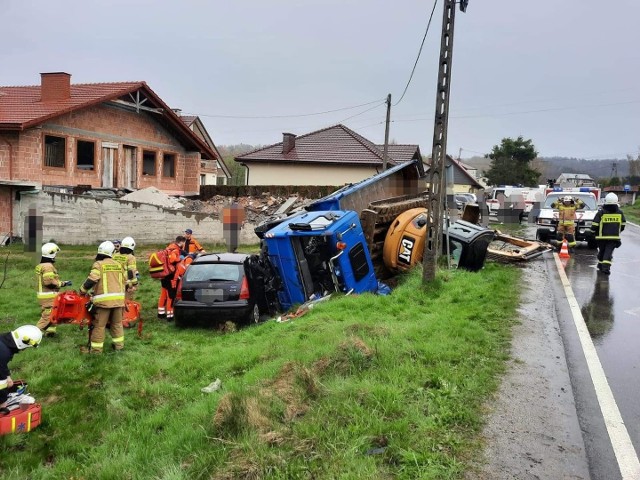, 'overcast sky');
2,0,640,160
